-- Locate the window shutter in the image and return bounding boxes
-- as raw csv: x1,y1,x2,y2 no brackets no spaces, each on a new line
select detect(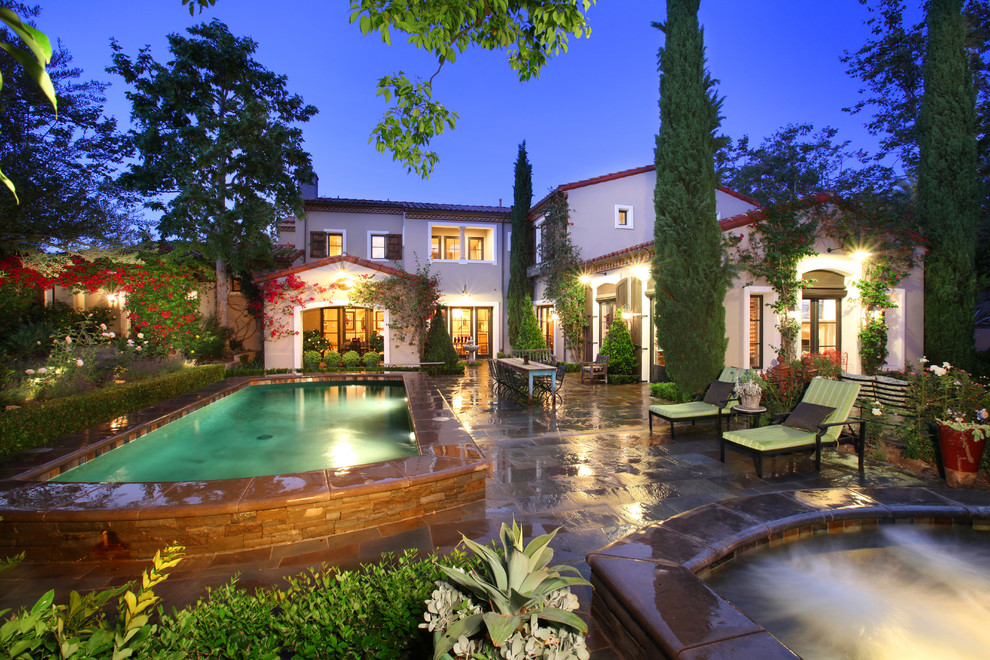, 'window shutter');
386,234,402,260
310,231,327,259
